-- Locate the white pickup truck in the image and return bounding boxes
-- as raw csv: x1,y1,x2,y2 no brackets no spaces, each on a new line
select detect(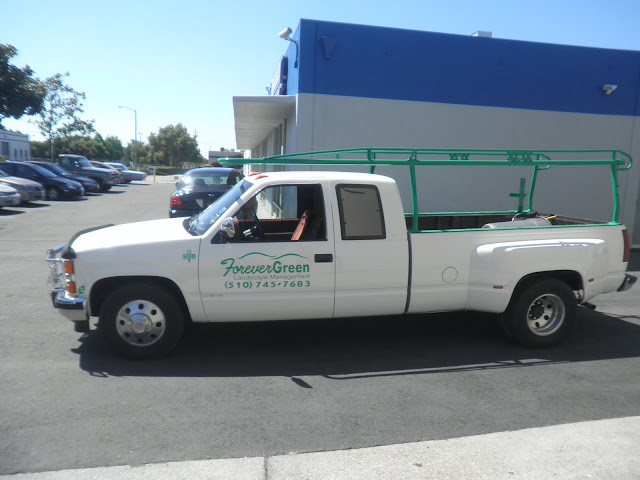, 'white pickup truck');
47,148,637,358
